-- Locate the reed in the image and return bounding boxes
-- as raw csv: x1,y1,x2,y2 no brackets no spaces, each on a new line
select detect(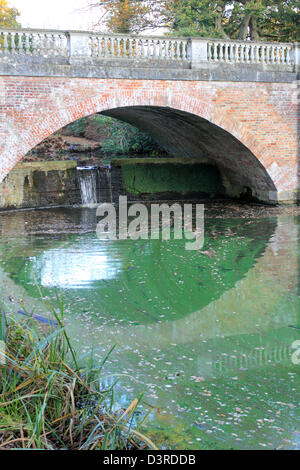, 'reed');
0,308,157,450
